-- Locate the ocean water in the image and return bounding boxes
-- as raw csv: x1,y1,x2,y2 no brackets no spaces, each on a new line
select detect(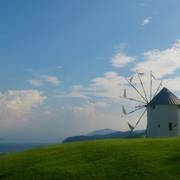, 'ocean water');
0,143,50,154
